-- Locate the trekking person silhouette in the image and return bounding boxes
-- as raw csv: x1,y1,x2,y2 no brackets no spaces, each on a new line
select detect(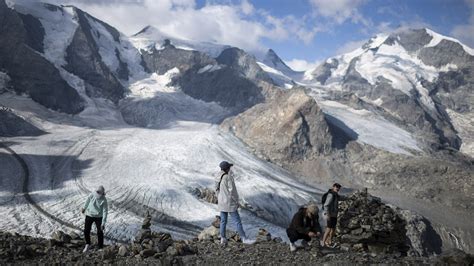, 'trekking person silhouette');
81,185,108,252
215,161,255,246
